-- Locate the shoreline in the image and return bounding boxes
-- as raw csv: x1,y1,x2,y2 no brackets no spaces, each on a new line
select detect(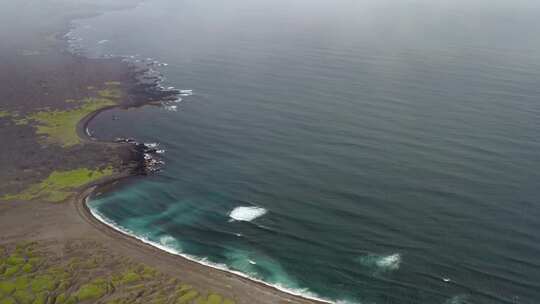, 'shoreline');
69,17,330,304
0,1,331,303
72,55,332,304
76,184,331,304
